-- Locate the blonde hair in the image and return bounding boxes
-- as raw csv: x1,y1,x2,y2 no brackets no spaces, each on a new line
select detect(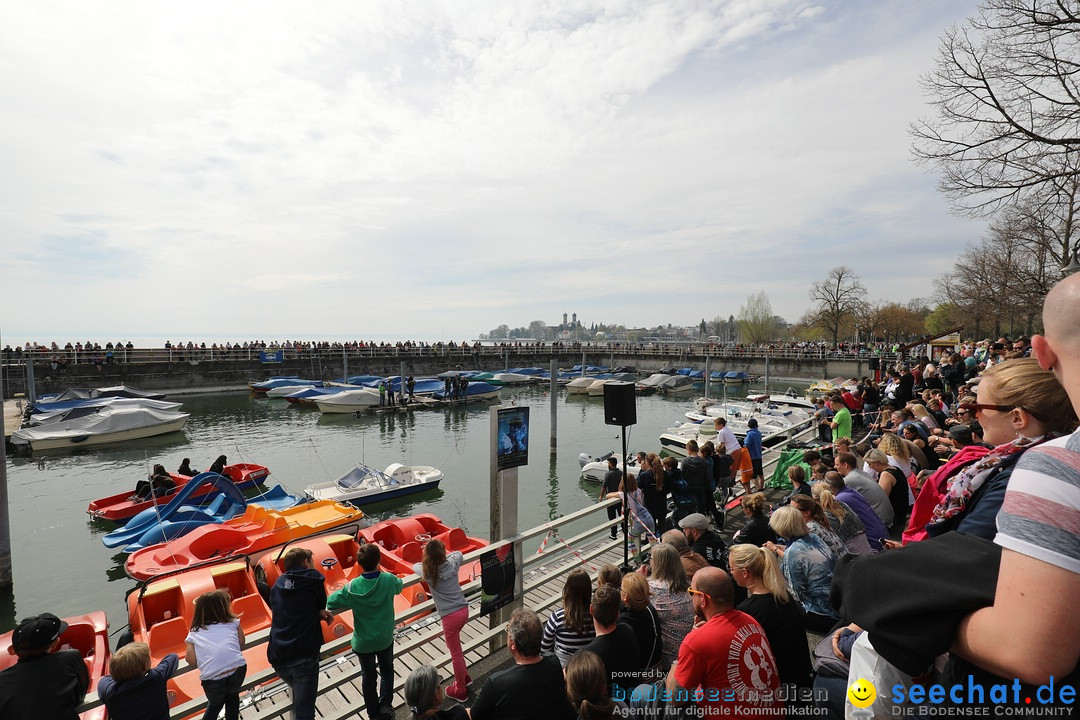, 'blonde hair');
910,404,931,419
811,483,848,523
769,505,809,540
621,572,652,611
729,544,790,603
878,433,910,464
109,642,151,683
981,358,1078,434
649,543,688,593
863,449,888,466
